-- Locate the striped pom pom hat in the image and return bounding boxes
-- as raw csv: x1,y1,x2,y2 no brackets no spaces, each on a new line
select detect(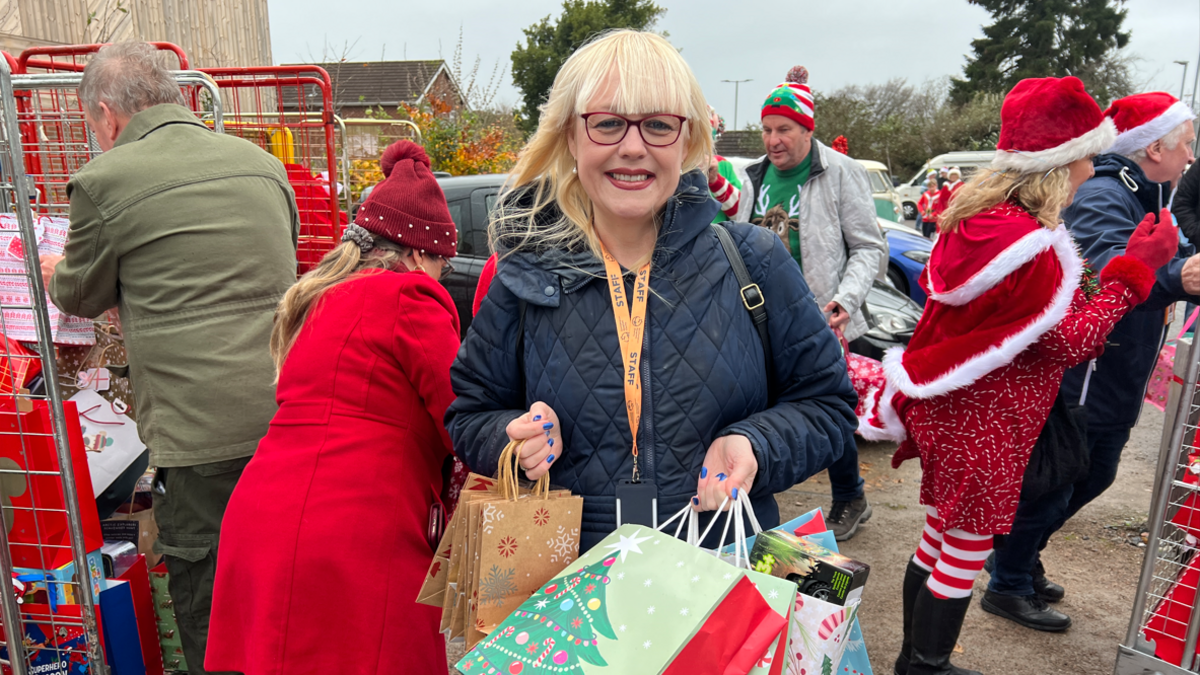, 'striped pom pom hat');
761,66,814,131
